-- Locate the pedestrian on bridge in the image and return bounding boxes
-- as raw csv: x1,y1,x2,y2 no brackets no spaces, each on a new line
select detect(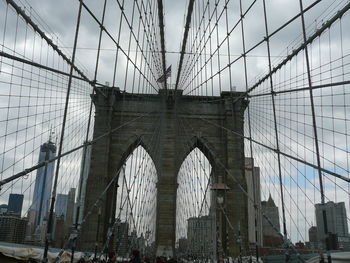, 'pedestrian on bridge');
130,250,141,263
108,252,117,263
